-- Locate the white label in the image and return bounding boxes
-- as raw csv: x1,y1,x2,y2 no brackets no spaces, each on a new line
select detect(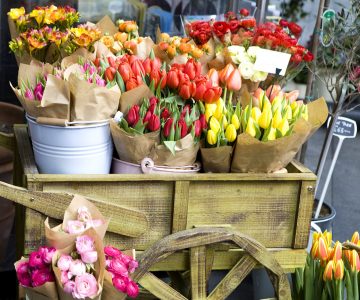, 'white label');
253,48,291,76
